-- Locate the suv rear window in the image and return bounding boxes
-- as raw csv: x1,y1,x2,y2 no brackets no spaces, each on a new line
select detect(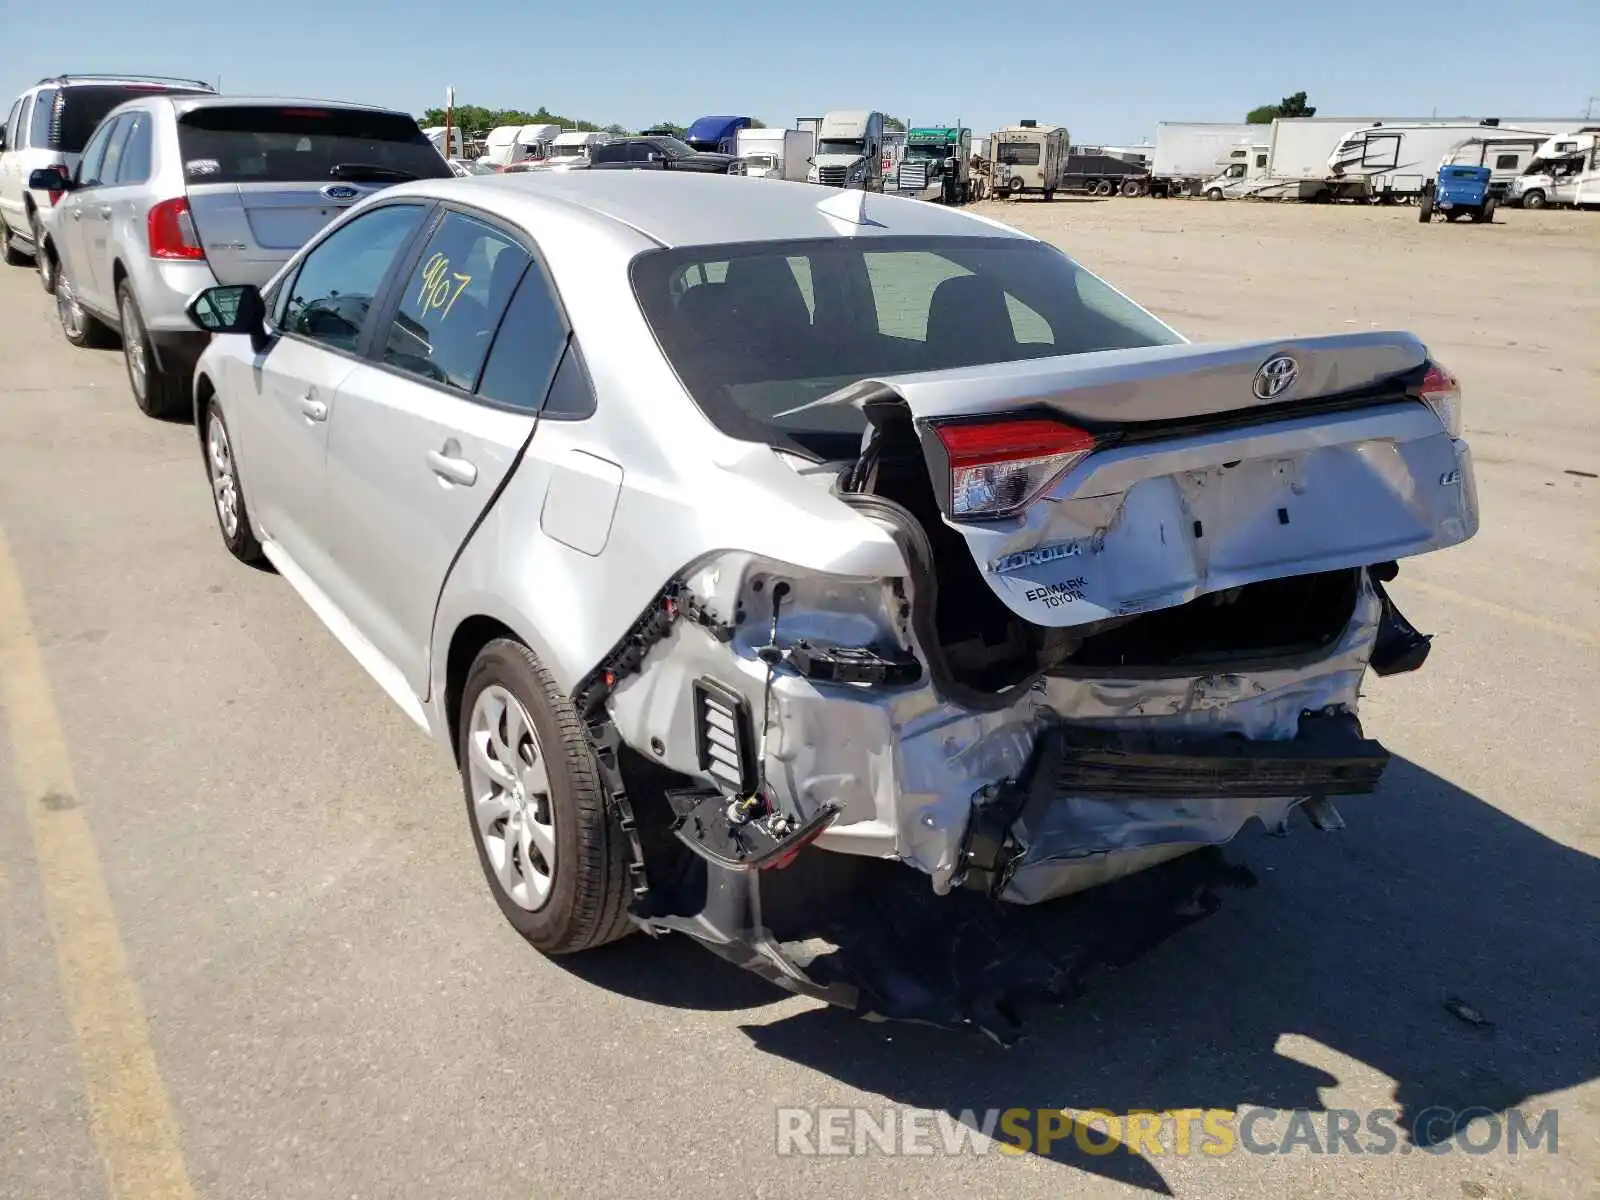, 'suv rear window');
48,84,207,153
176,106,453,184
